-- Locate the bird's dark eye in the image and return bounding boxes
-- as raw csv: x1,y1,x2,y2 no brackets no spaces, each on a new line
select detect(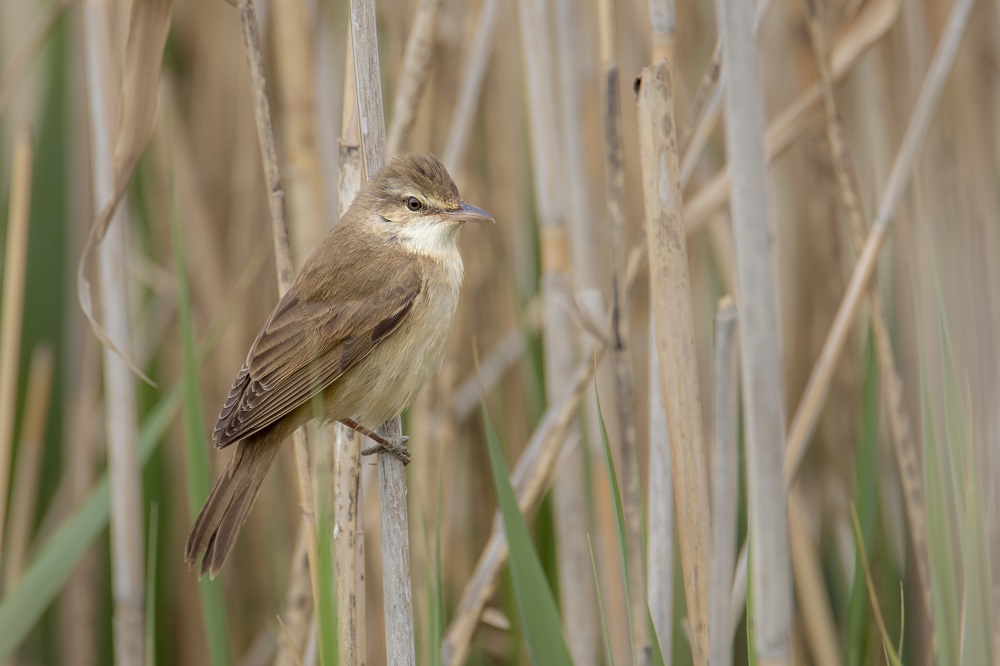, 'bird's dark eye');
406,196,422,211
